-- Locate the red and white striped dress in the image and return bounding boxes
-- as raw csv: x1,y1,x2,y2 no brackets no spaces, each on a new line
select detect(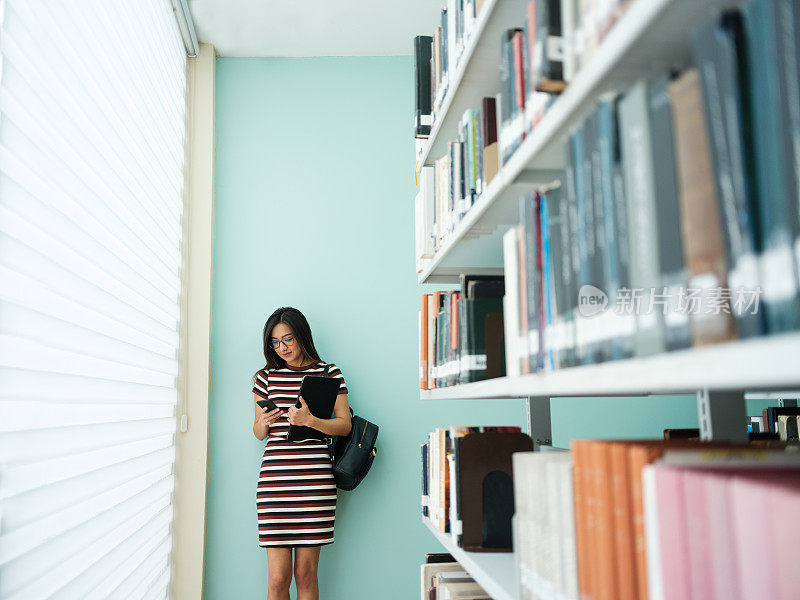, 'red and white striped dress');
252,361,347,548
